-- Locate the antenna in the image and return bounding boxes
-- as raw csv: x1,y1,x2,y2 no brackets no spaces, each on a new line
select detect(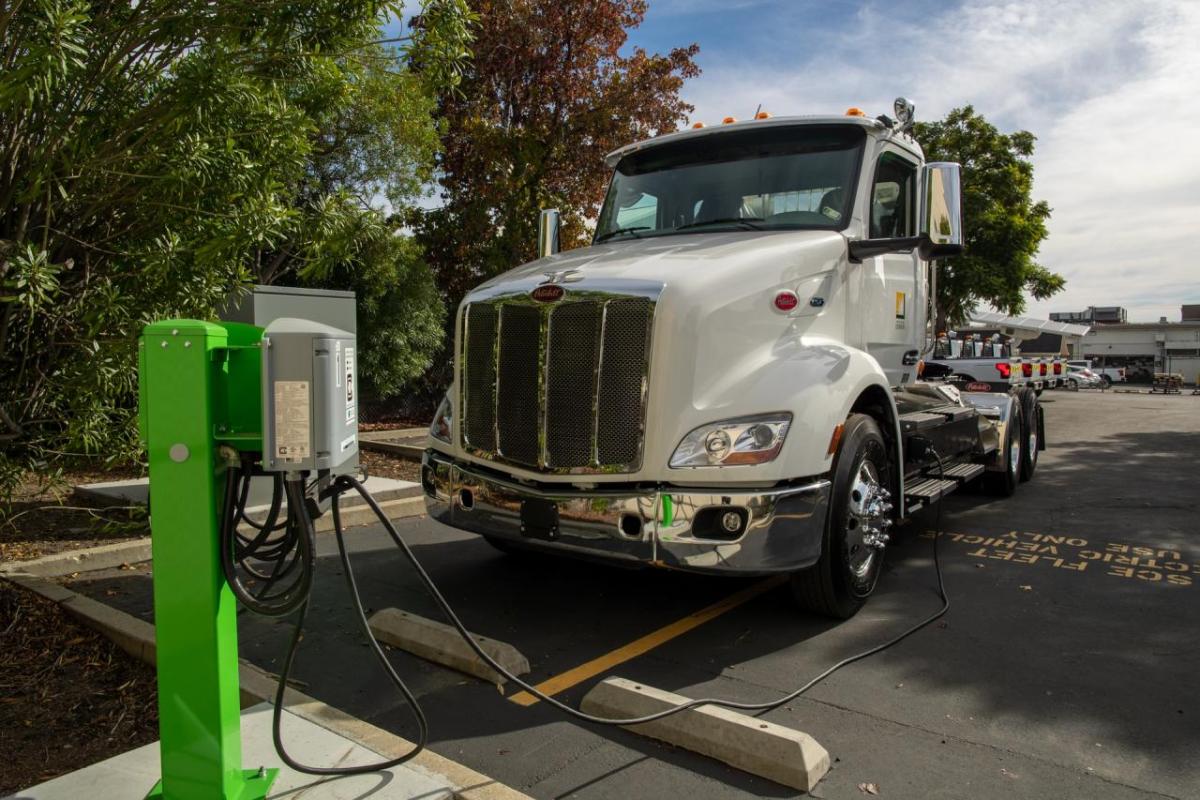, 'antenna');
753,103,762,119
